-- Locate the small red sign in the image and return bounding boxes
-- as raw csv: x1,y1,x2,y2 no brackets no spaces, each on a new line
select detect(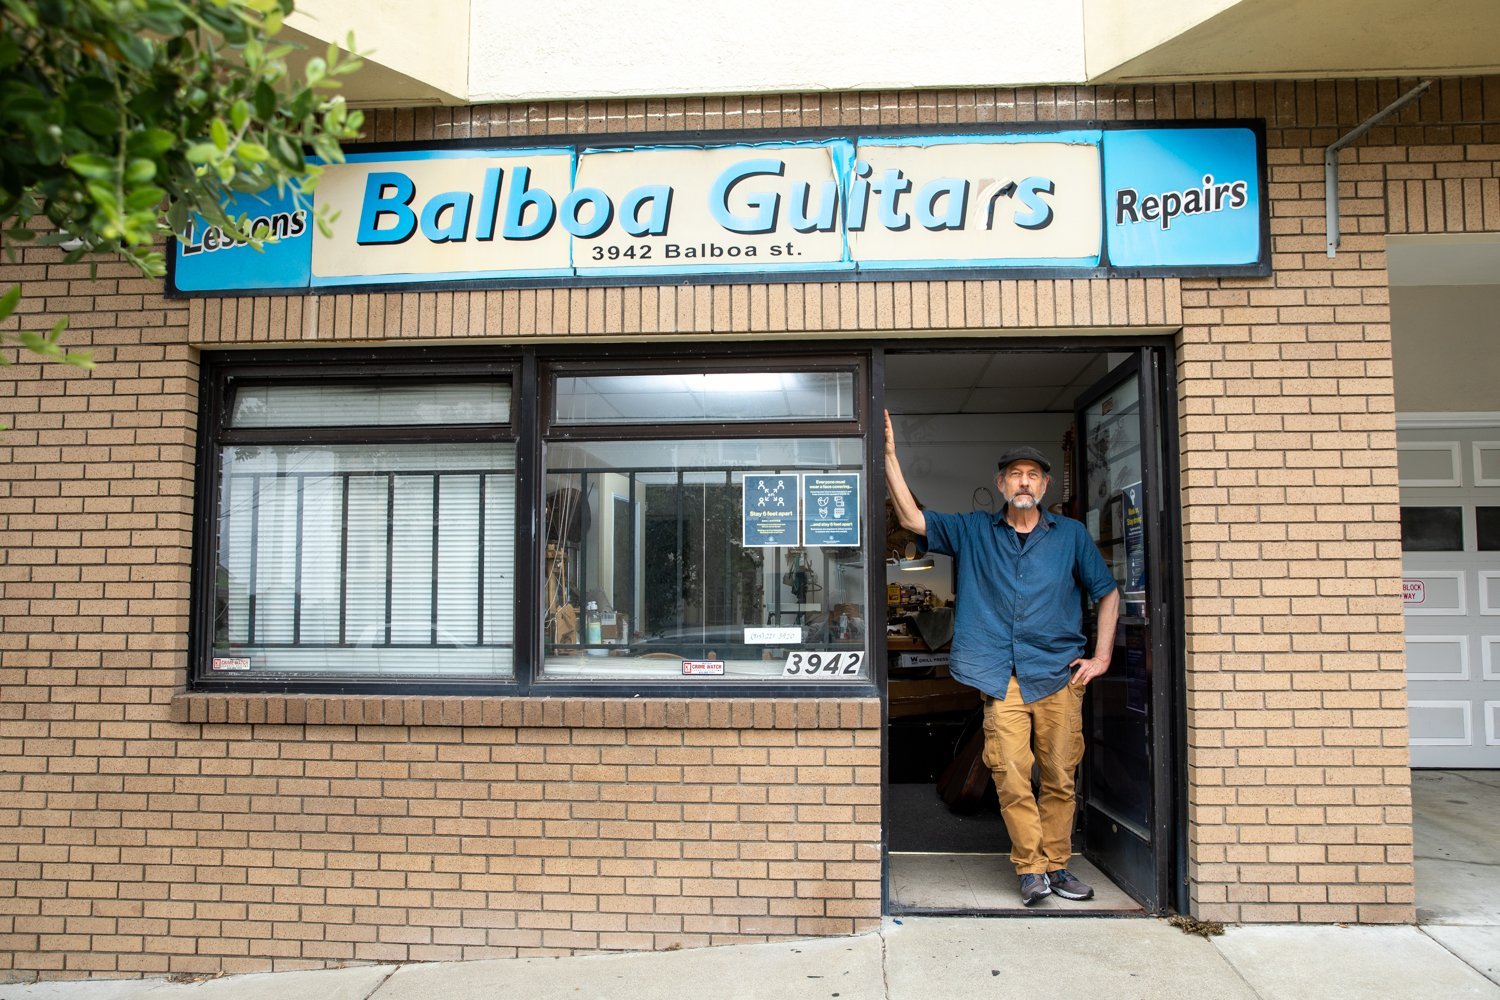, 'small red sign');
1402,580,1426,604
